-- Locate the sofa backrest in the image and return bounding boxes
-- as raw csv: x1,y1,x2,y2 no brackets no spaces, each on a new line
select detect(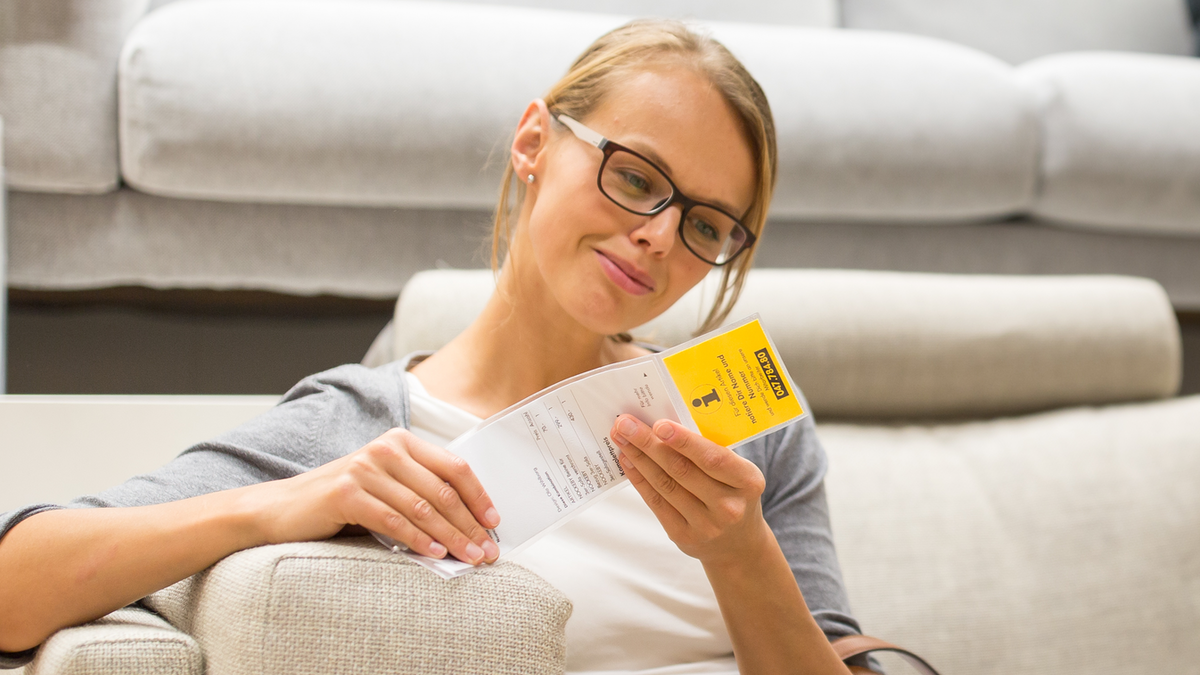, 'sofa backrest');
144,0,839,27
426,0,837,26
842,0,1196,64
391,269,1182,420
118,0,1038,223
